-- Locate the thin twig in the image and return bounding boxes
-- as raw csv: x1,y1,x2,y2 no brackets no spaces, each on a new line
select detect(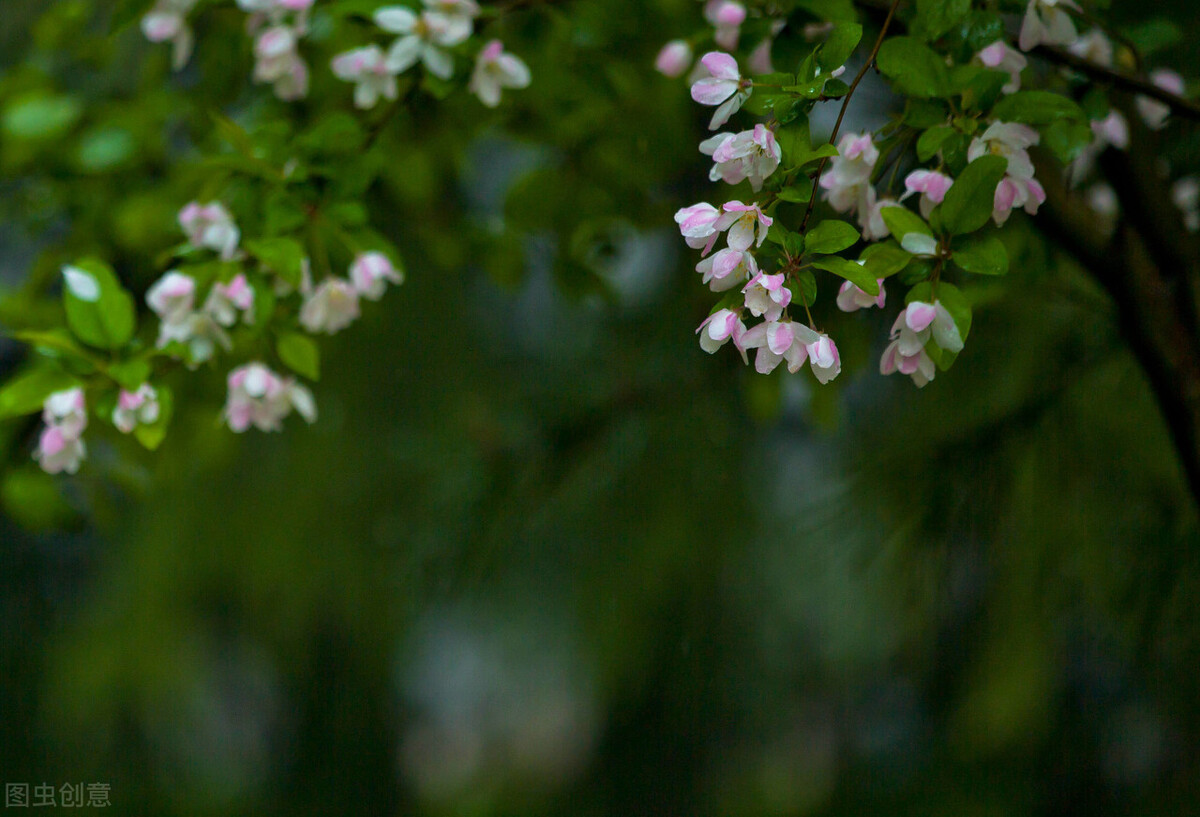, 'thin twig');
798,0,902,234
1031,44,1200,122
